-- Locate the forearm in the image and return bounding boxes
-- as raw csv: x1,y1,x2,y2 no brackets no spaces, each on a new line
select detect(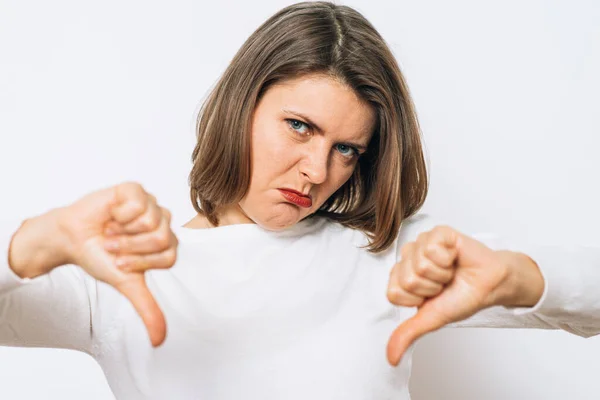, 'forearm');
455,245,600,338
494,250,545,308
8,207,73,279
